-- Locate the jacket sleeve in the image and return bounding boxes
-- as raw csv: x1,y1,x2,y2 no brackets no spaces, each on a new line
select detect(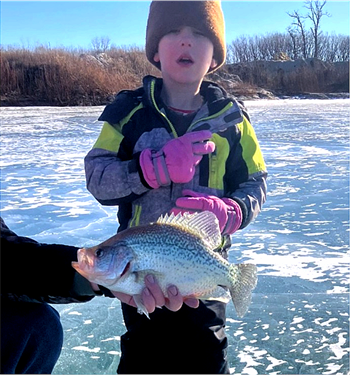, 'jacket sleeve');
84,121,150,206
230,171,267,230
227,115,267,229
1,218,98,304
